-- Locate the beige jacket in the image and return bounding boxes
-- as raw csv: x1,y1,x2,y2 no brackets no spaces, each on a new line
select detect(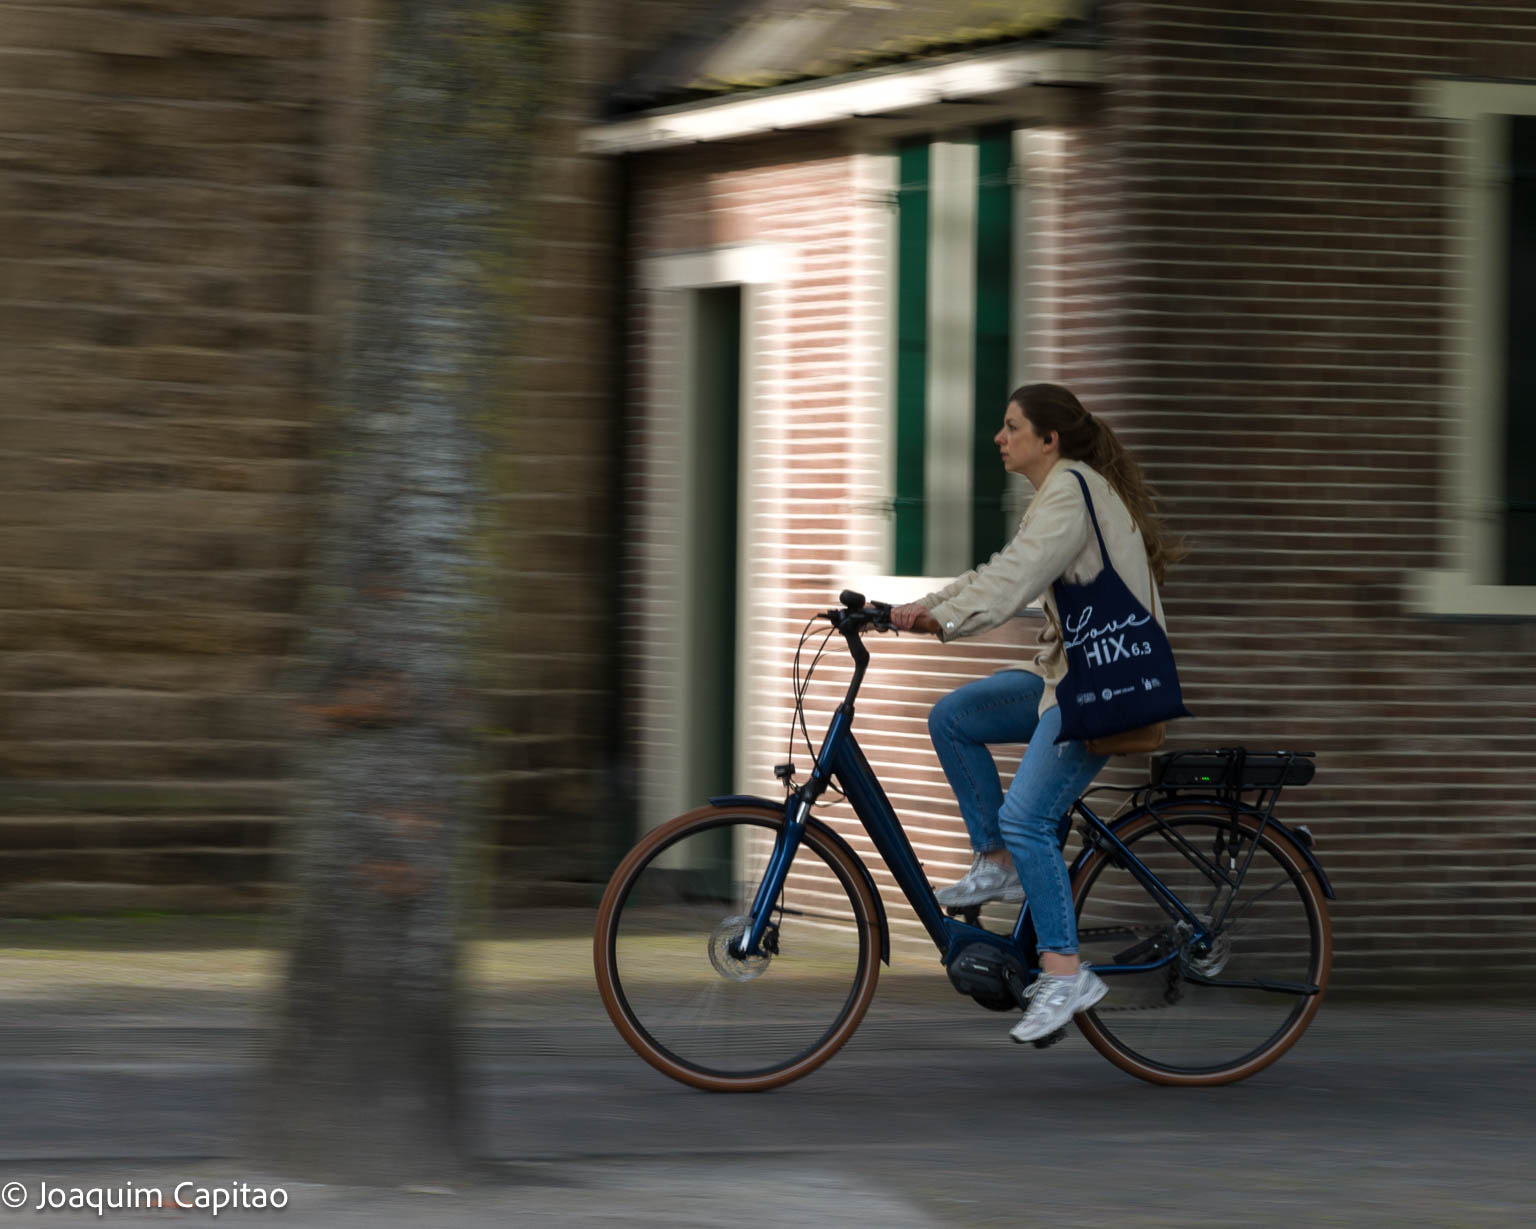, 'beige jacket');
922,459,1168,717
